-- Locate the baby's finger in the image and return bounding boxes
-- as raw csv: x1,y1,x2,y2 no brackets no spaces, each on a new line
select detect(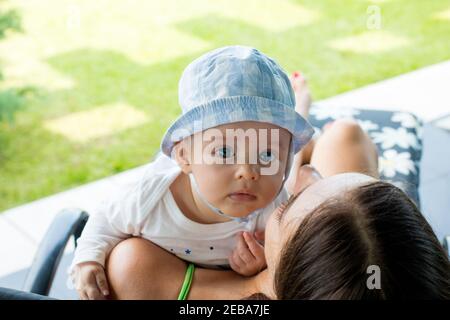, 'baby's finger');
254,230,265,242
233,249,247,268
95,270,110,296
229,253,241,273
243,232,264,259
230,251,246,273
86,286,105,300
235,232,247,250
236,231,251,250
74,278,89,300
77,289,88,300
236,234,253,263
238,247,254,264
